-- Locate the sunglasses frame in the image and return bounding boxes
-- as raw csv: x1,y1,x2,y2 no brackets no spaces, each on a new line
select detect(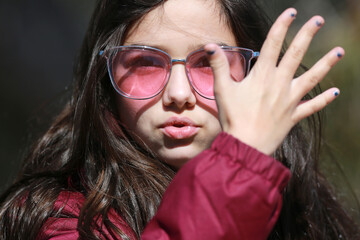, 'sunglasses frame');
100,45,259,100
